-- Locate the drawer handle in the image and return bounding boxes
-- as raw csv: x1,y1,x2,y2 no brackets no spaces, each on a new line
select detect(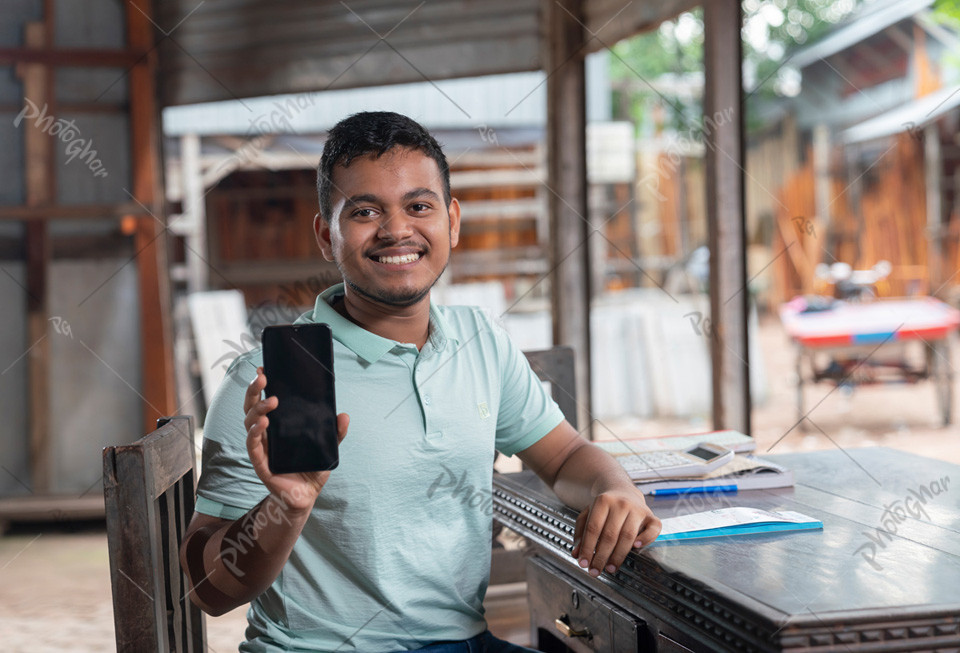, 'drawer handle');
555,615,591,639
